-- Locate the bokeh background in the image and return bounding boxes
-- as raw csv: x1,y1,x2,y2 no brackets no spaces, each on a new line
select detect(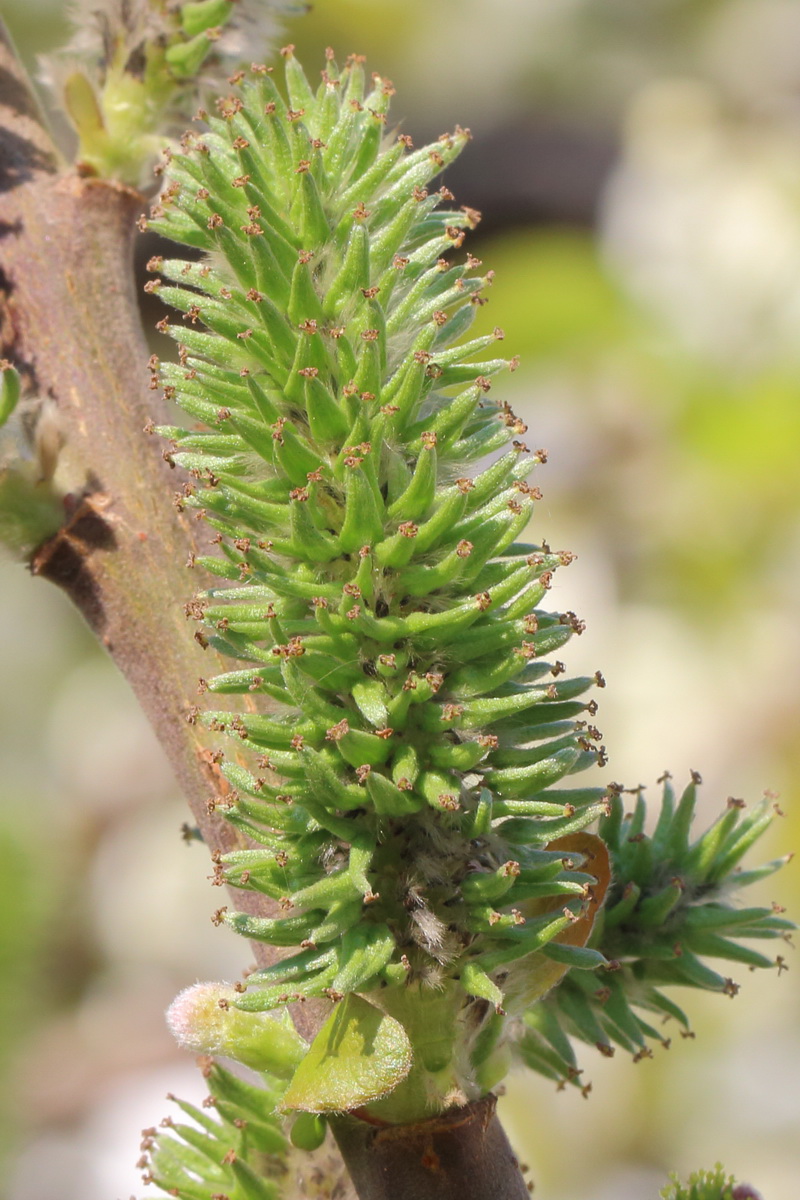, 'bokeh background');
2,1,800,1197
